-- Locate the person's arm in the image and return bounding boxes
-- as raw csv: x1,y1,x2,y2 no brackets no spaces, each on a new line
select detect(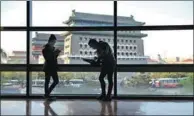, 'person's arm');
54,49,61,58
93,49,103,65
43,46,55,63
96,43,111,63
102,43,110,56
